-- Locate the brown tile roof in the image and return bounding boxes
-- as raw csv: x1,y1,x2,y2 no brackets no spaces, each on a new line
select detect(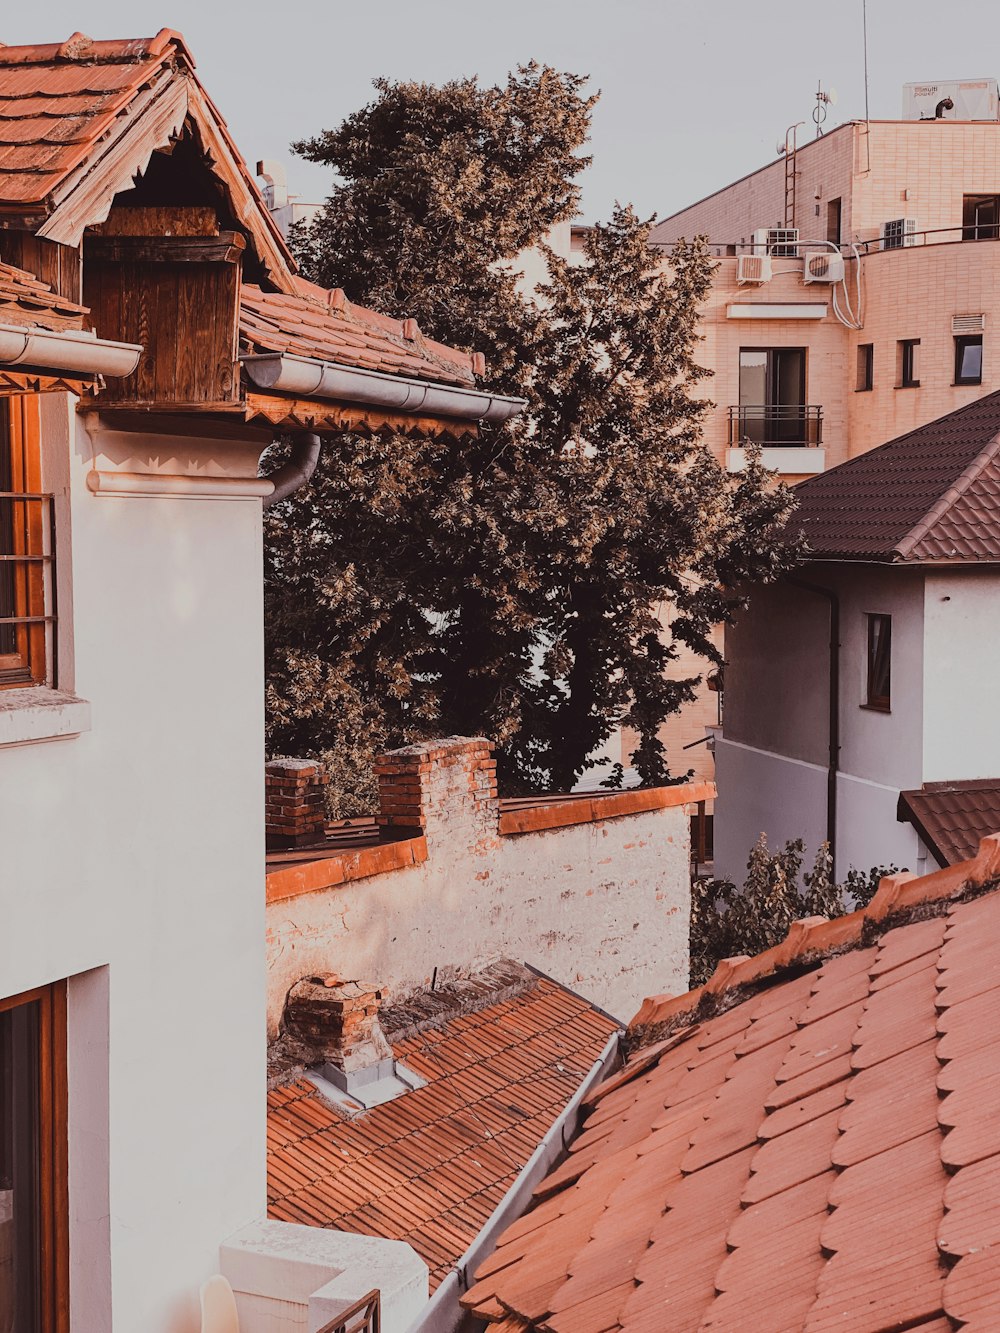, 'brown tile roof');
899,780,1000,868
267,970,618,1291
463,836,1000,1331
240,282,478,388
0,258,86,329
793,390,1000,563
